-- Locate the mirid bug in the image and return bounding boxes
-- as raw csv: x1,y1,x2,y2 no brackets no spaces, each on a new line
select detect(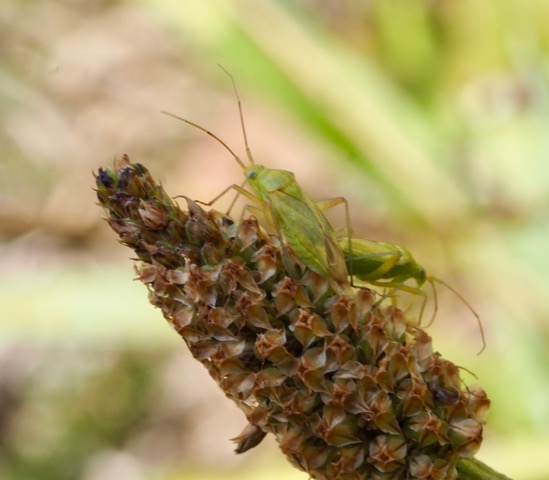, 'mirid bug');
340,237,486,354
163,68,352,285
